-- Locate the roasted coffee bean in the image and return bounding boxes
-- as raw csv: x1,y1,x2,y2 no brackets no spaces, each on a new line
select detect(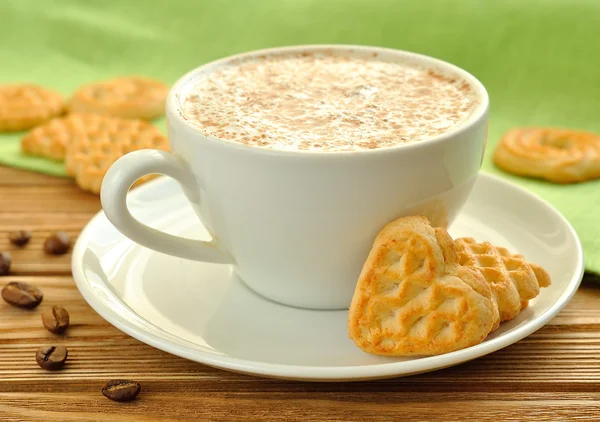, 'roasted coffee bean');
0,252,11,275
41,305,70,334
1,281,43,308
102,380,141,402
8,230,32,247
35,345,68,370
44,232,71,255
